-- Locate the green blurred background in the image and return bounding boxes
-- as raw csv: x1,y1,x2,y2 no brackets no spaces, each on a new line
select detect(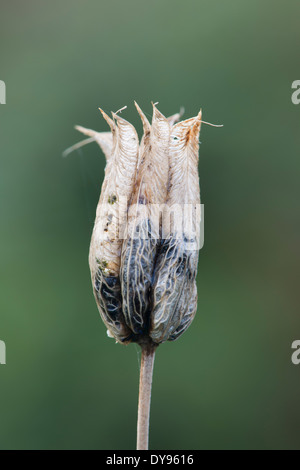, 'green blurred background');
0,0,300,450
